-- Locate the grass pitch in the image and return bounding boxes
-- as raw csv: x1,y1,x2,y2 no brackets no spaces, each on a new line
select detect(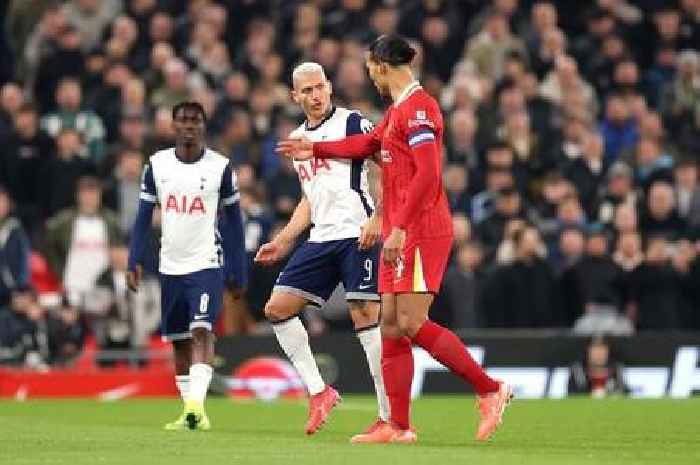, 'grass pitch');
1,396,698,465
